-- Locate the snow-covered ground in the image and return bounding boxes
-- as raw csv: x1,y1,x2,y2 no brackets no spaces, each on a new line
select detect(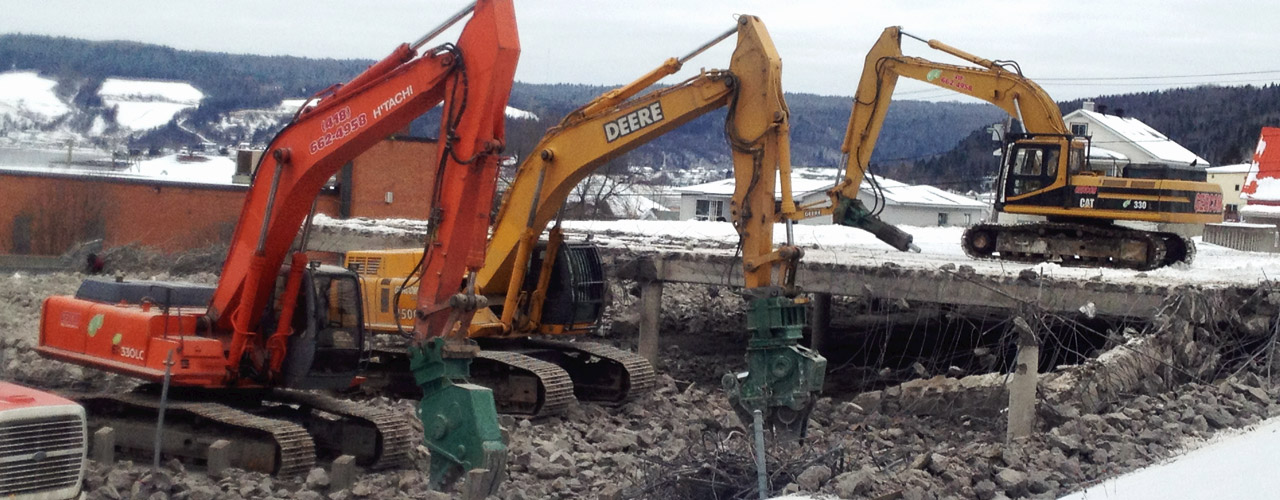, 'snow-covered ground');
553,219,1280,287
1059,416,1280,499
98,78,204,131
308,213,1280,287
